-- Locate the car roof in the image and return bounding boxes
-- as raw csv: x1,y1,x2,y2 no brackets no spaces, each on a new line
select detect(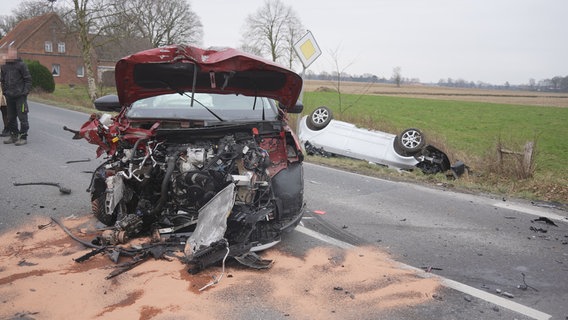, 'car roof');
115,45,303,112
